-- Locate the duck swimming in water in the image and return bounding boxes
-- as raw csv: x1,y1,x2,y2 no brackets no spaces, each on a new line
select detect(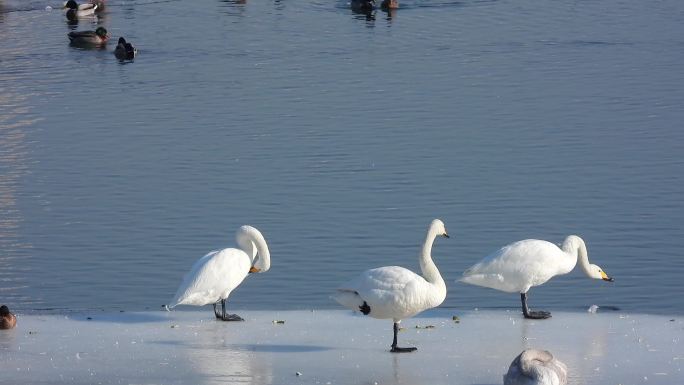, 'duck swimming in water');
68,27,109,46
380,0,398,10
351,0,375,13
114,37,137,60
0,305,16,330
64,0,97,21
